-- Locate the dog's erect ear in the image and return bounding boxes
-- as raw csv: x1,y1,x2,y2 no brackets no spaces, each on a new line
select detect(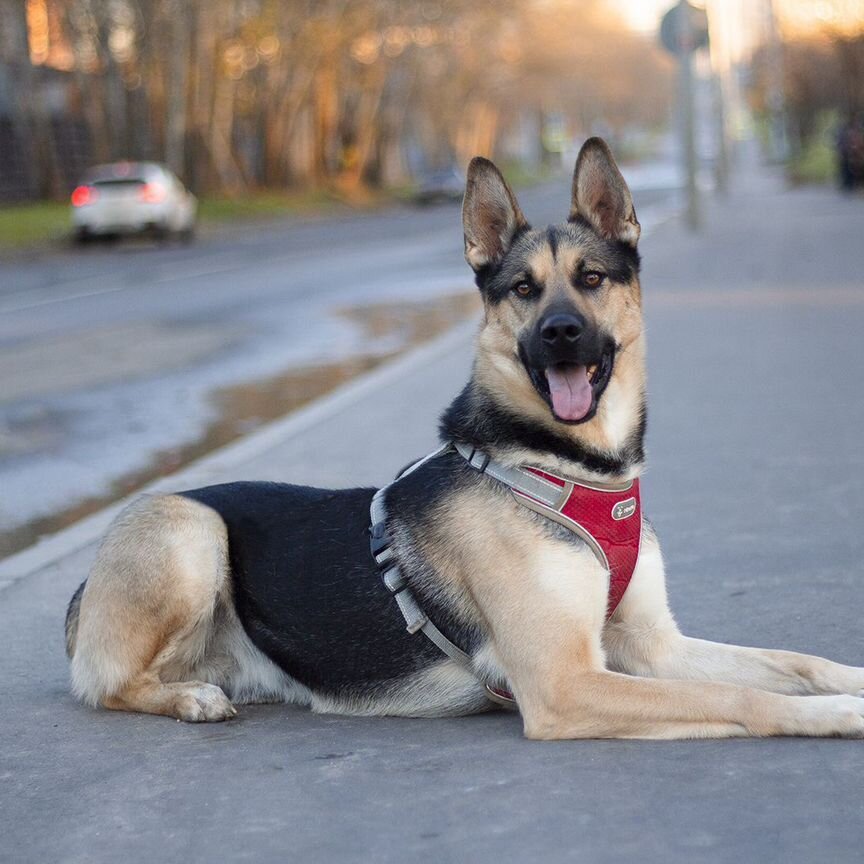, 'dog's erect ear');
462,157,528,272
569,137,640,247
